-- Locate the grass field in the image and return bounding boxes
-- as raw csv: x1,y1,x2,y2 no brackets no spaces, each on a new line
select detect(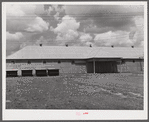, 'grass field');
6,73,143,109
